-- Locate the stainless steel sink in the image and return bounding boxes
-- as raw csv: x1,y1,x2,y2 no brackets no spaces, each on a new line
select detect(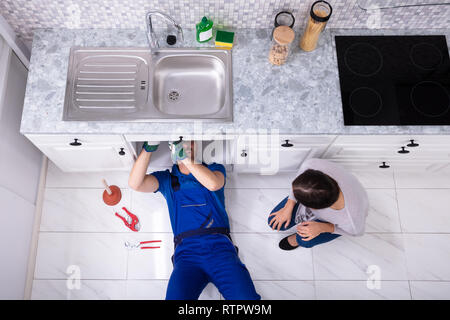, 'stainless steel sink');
152,52,227,117
63,47,233,122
